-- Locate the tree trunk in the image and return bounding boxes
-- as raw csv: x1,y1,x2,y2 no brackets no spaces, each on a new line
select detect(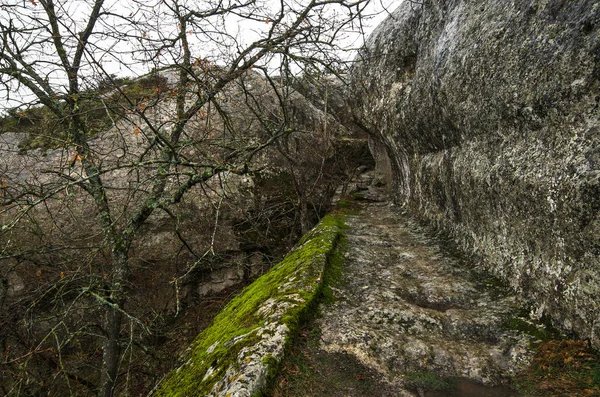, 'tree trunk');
100,305,123,397
298,172,311,235
299,195,310,235
99,249,129,397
